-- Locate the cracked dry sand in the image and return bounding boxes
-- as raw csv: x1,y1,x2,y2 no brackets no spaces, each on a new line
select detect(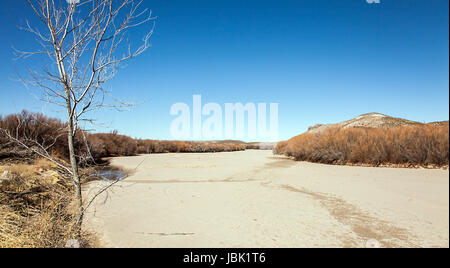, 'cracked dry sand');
85,150,449,248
